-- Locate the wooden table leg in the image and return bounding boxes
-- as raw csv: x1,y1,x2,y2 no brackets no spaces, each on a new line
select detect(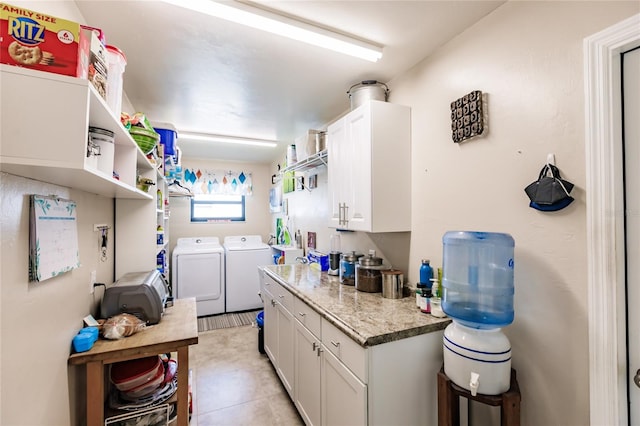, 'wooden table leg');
501,370,521,426
438,368,459,426
86,361,104,426
177,346,189,426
